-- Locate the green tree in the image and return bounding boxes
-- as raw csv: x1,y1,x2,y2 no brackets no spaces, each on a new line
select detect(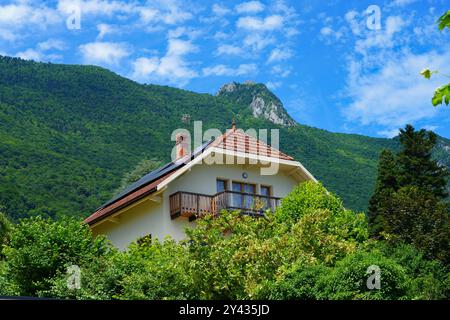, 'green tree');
2,216,110,296
397,125,448,199
368,149,398,238
43,239,193,300
277,181,344,224
0,211,12,251
384,186,449,264
373,241,449,299
321,250,408,300
368,125,449,263
258,262,329,300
